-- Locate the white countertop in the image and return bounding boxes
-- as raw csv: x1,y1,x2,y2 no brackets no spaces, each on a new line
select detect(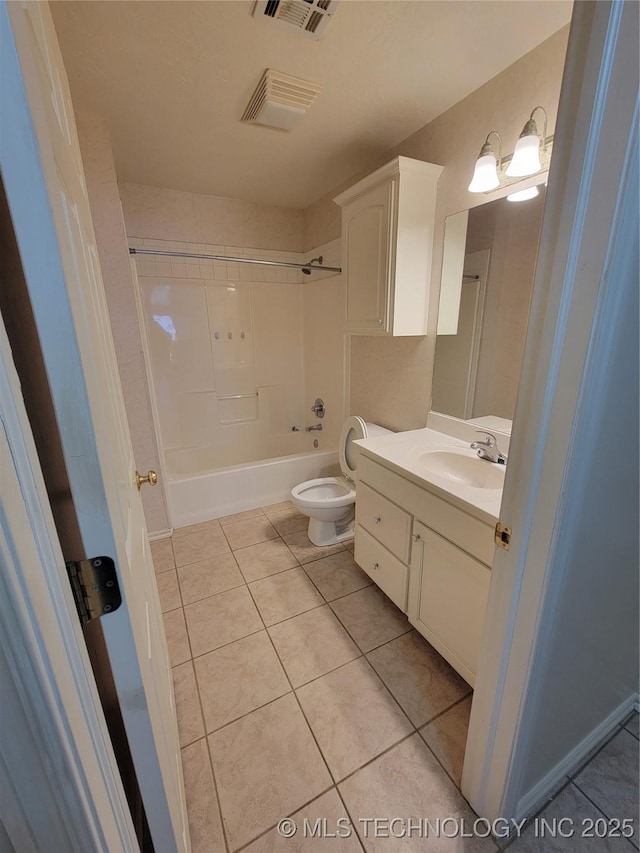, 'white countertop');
355,427,504,523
